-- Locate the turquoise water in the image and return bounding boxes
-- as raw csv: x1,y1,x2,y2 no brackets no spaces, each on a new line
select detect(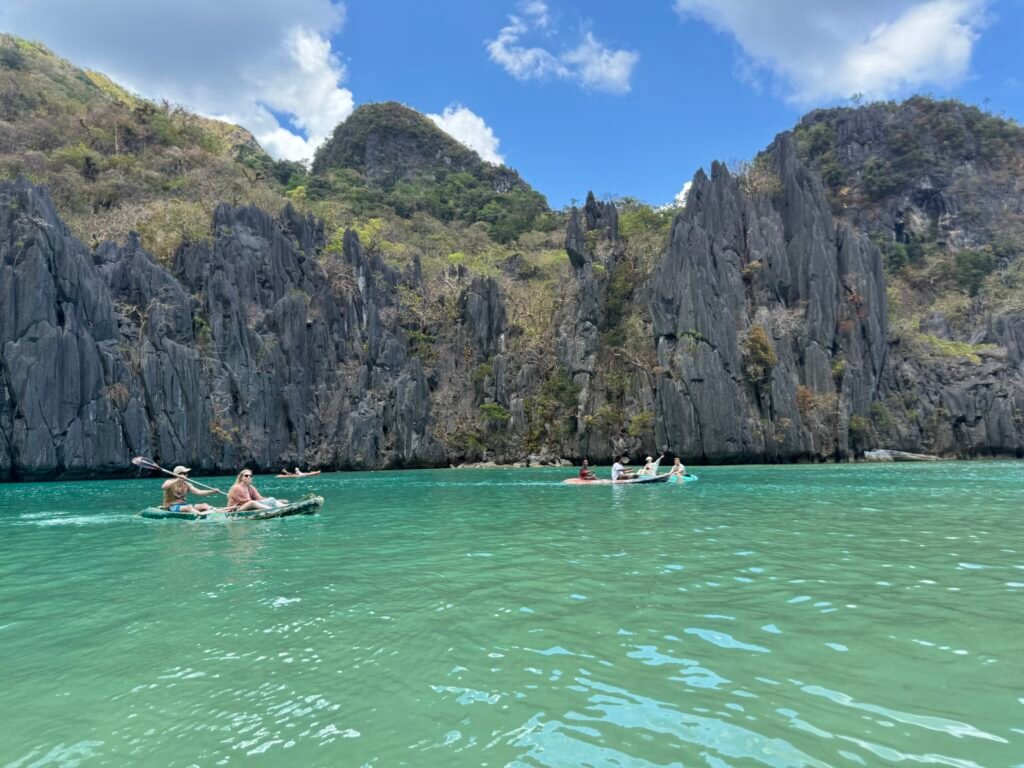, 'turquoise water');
1,462,1022,767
